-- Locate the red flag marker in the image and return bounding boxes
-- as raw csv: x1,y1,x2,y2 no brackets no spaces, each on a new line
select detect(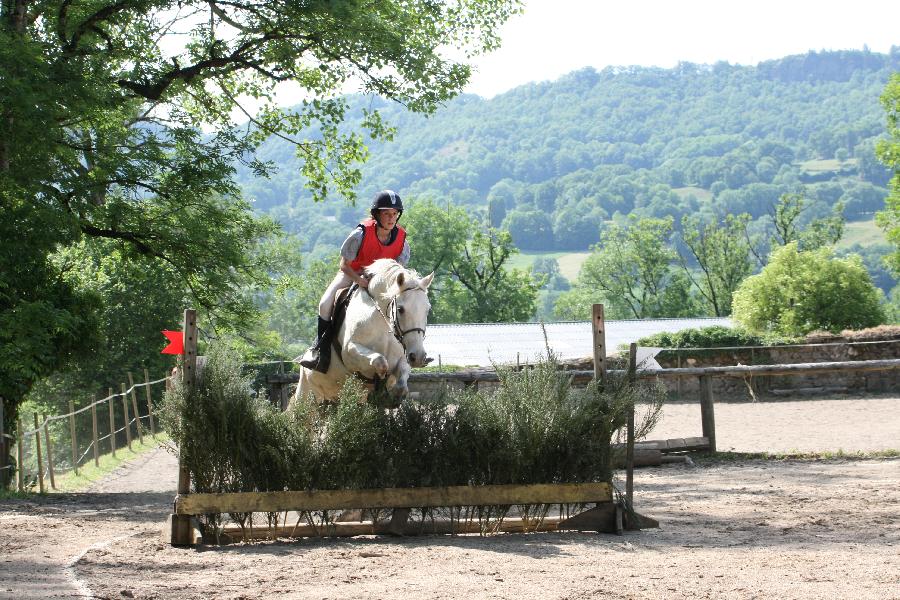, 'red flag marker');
161,330,184,355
